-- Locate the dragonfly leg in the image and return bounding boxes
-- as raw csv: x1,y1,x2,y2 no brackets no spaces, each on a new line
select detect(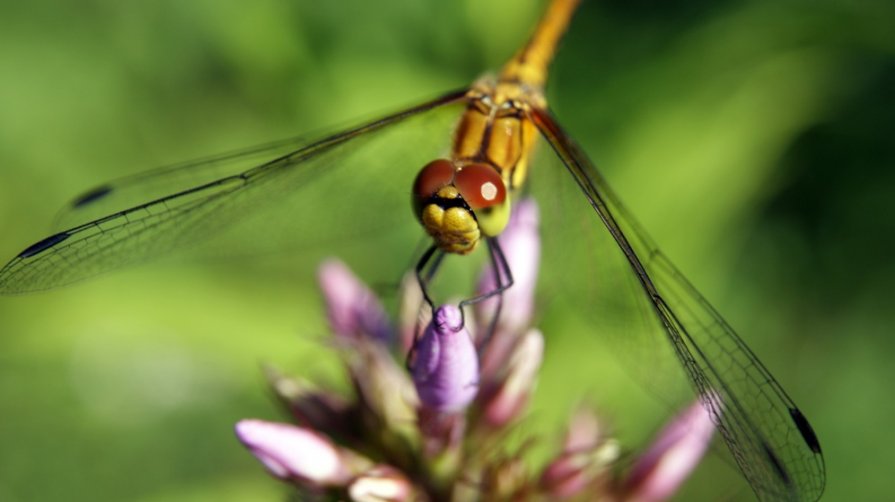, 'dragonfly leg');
407,244,446,368
414,243,444,310
459,237,514,352
406,238,514,366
